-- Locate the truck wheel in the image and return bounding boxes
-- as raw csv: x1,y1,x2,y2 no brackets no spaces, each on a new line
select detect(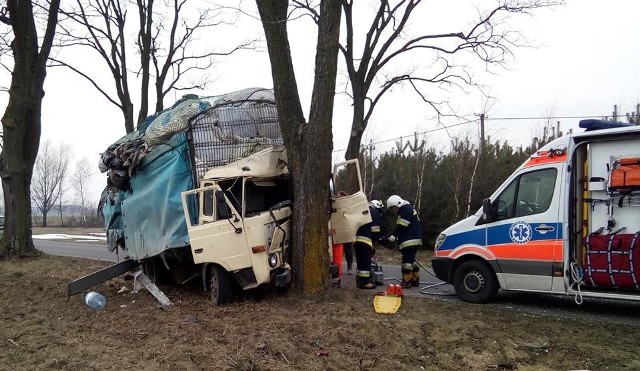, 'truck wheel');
453,260,498,303
209,265,232,305
142,257,170,285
